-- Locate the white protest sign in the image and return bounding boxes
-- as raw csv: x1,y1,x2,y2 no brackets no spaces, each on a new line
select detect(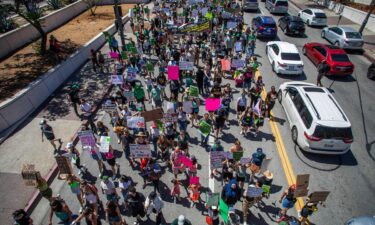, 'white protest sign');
210,151,225,169
232,59,245,68
246,185,263,198
111,75,124,84
201,7,208,15
102,103,117,112
163,113,178,122
260,158,272,173
235,41,242,52
179,61,194,71
99,136,110,153
130,144,152,158
227,21,238,29
183,101,193,114
126,116,145,129
166,101,175,113
192,9,198,17
123,91,136,102
222,11,232,19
